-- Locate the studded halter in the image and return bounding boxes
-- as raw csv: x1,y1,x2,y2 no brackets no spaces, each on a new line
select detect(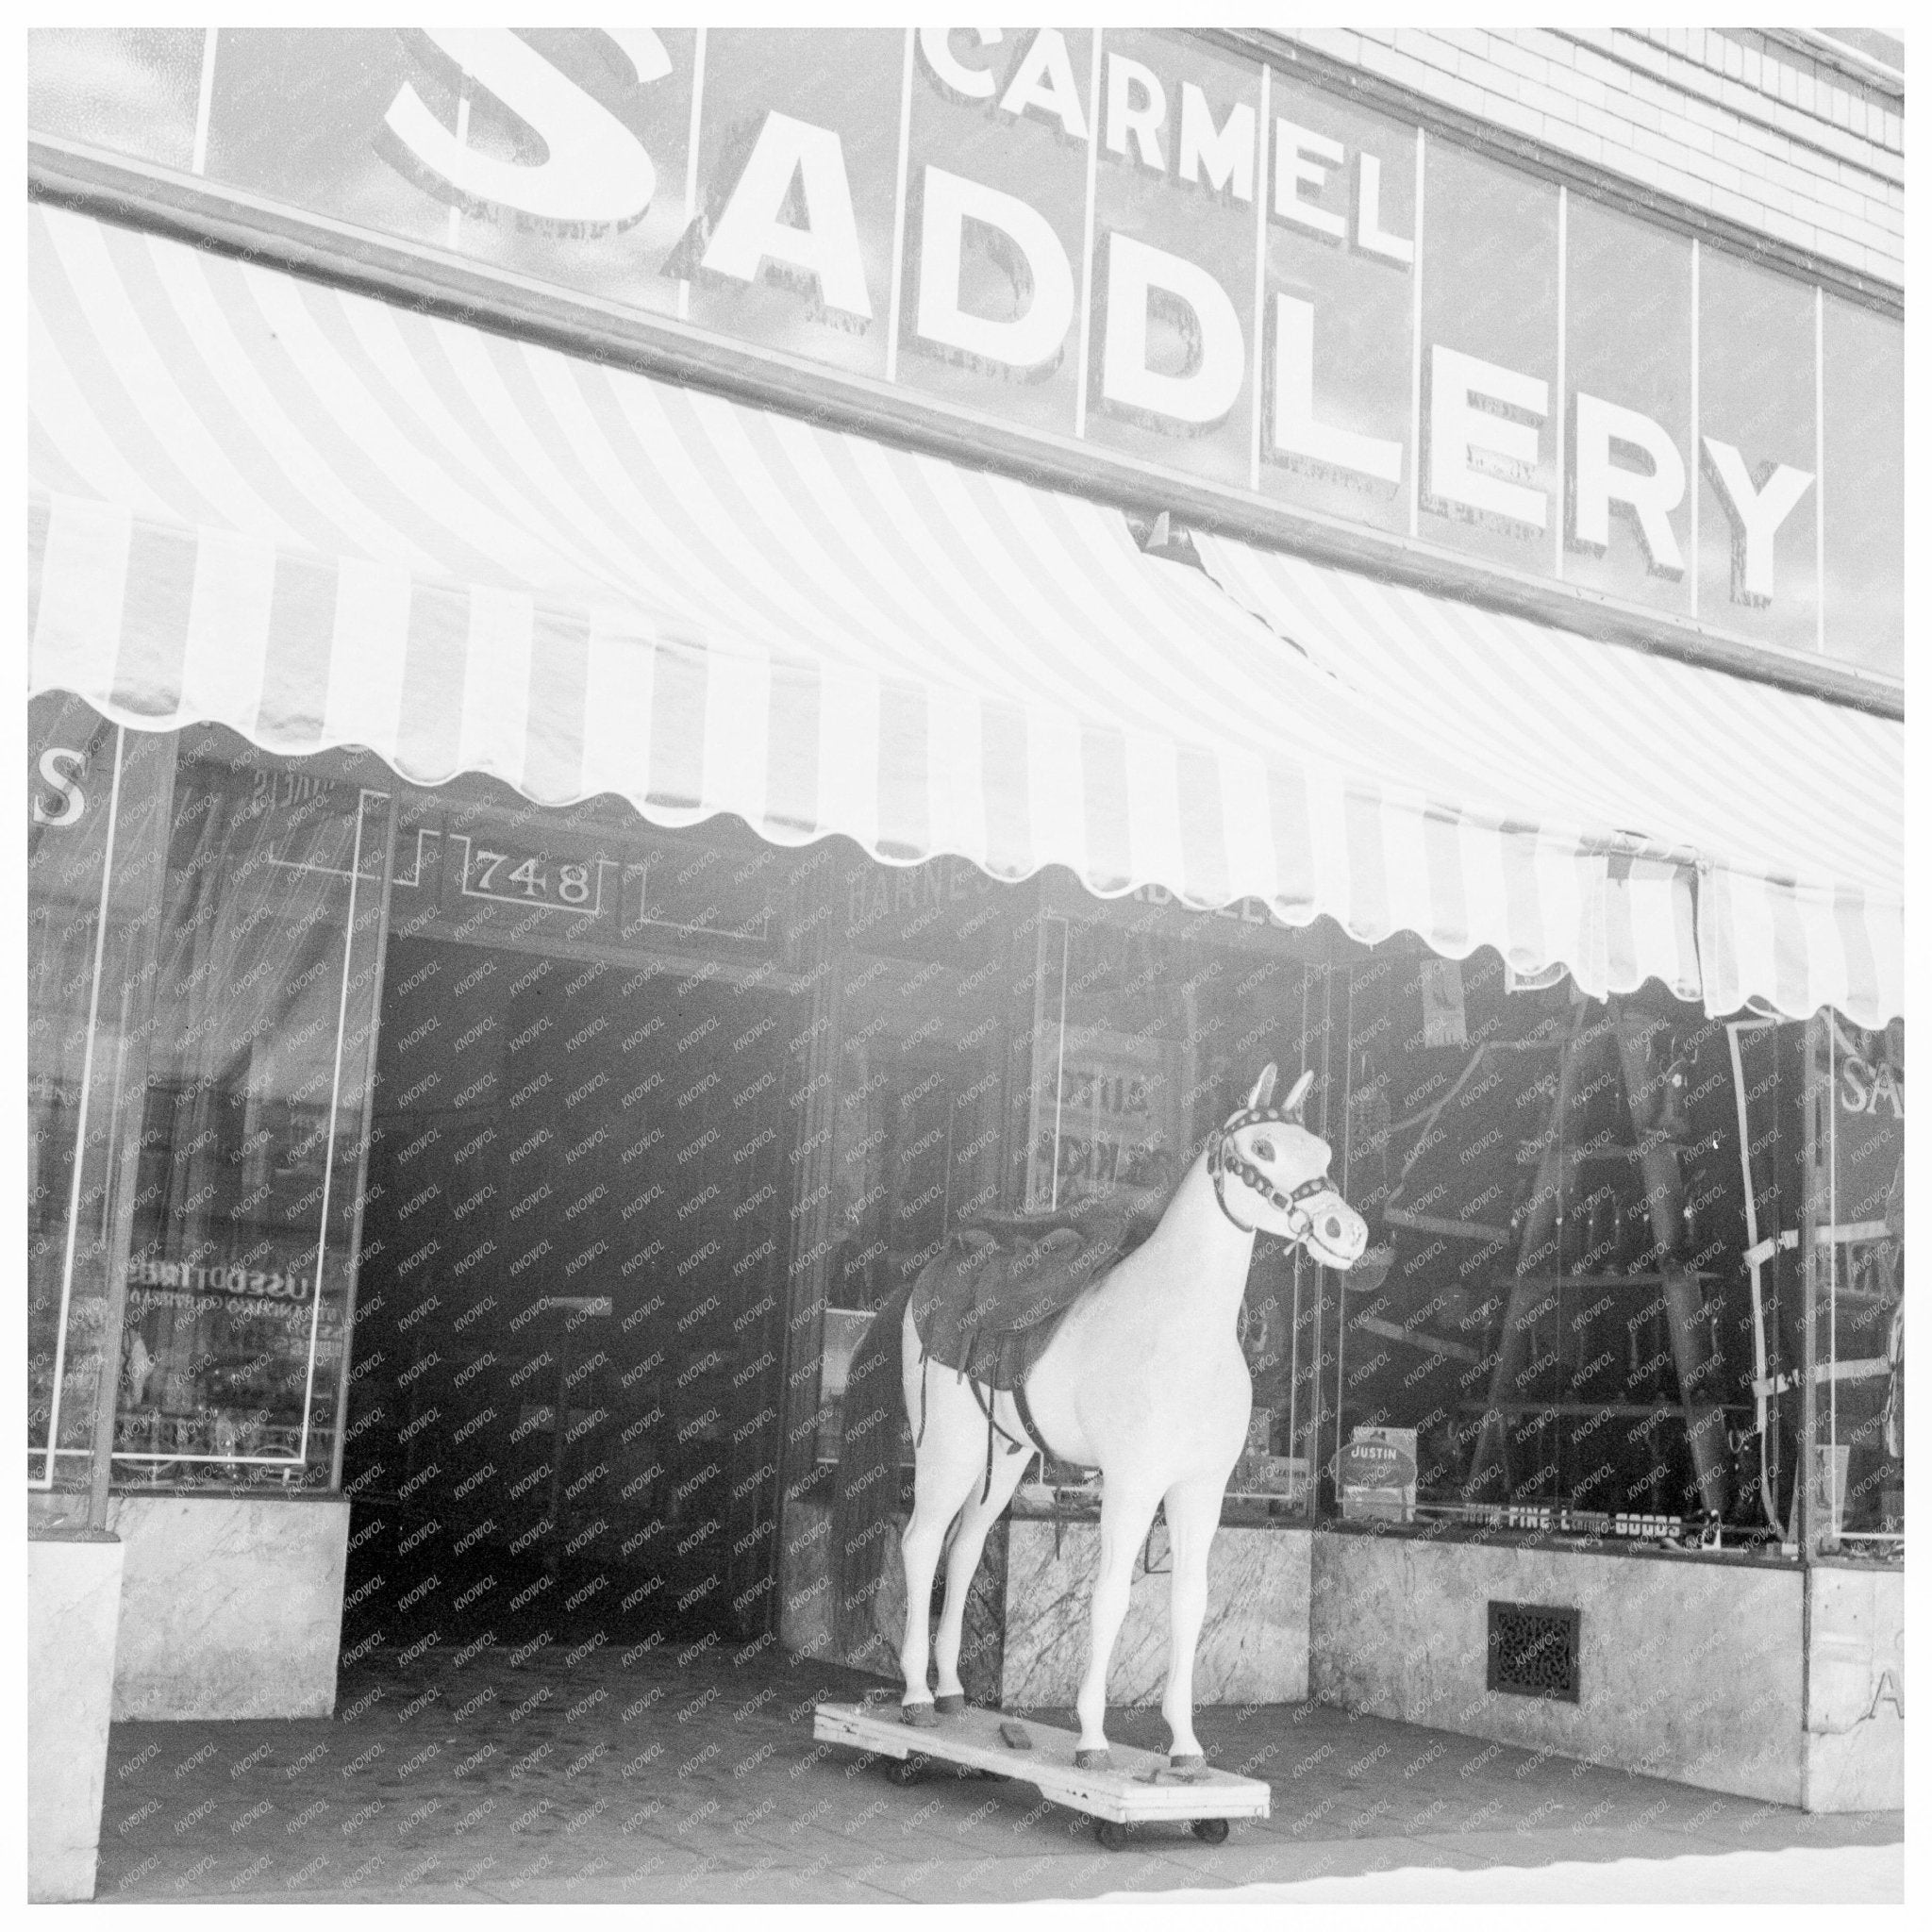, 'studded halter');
1207,1103,1336,1241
